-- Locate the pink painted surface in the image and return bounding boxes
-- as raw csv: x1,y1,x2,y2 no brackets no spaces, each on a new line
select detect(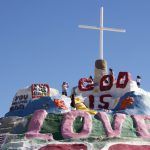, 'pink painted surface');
39,144,87,150
96,112,126,137
108,144,150,150
132,115,150,138
61,110,92,139
25,109,53,140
